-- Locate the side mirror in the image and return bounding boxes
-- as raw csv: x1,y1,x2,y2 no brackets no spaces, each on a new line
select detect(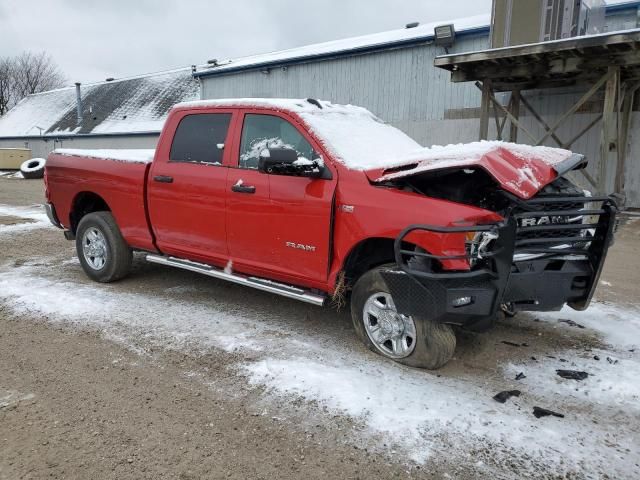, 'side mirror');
258,148,325,178
258,148,297,174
